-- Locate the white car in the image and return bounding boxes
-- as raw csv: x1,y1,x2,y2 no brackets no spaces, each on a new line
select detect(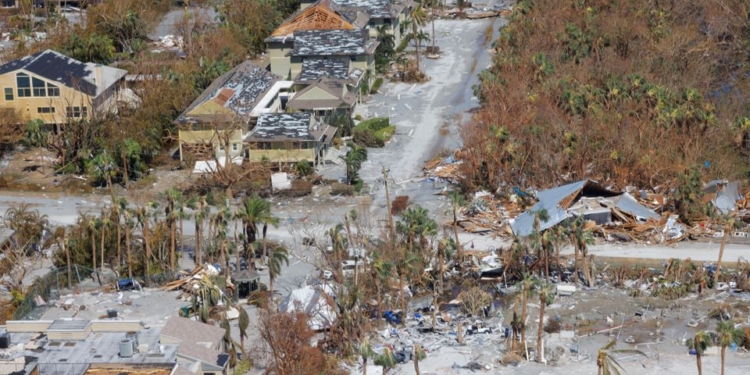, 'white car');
321,270,333,280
